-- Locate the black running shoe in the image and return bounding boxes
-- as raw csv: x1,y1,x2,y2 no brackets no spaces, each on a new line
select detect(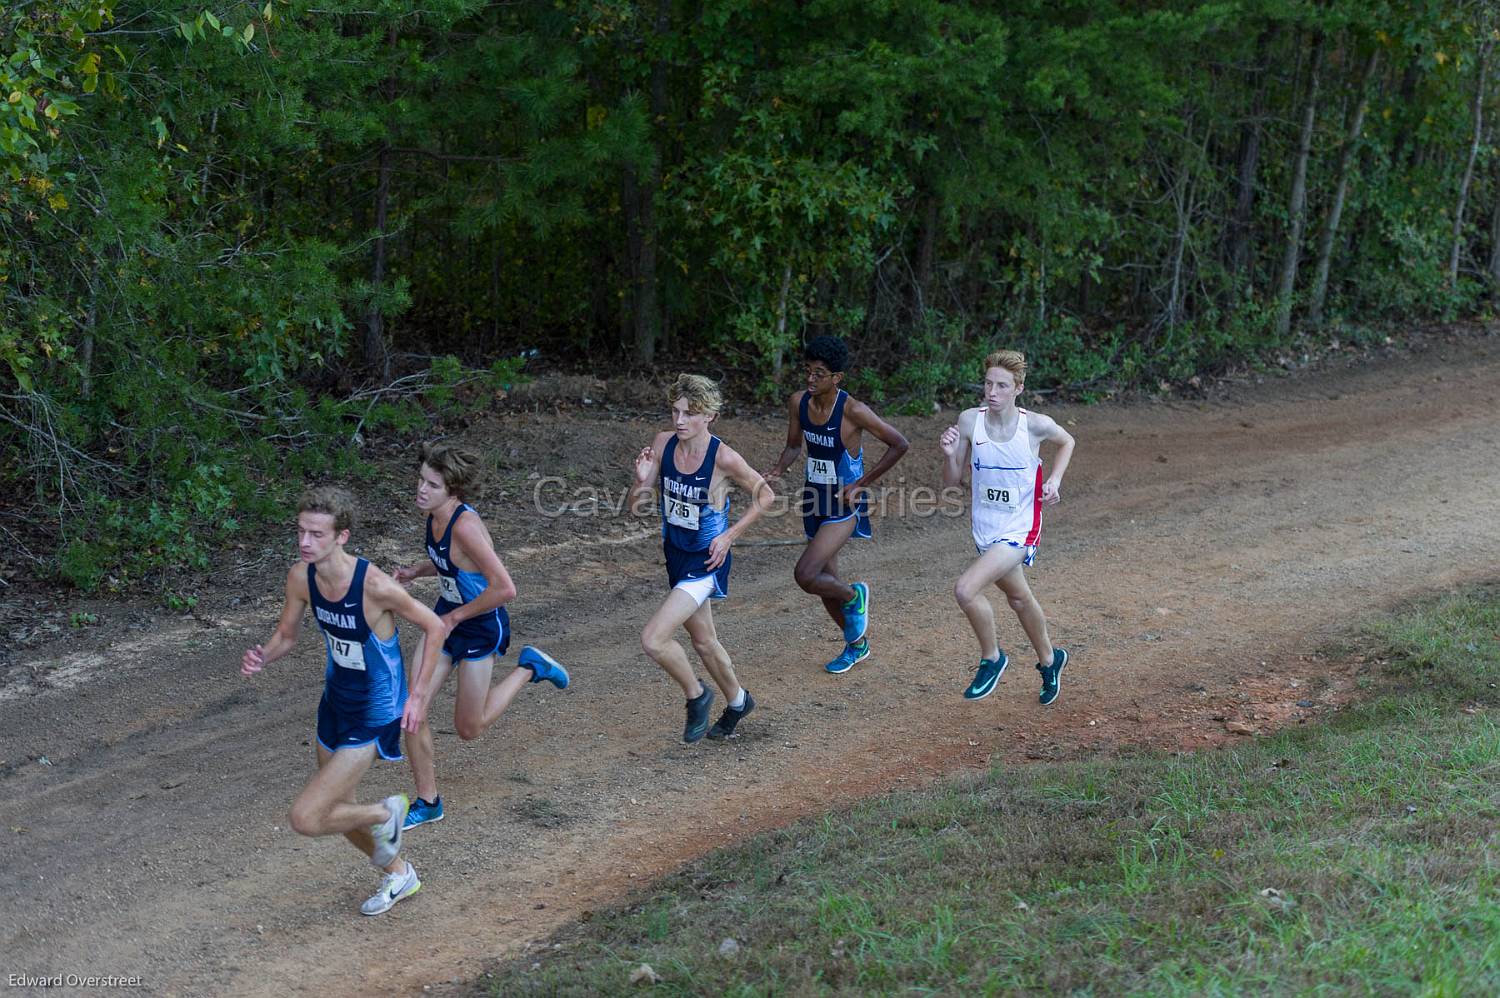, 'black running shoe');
683,685,715,743
707,691,756,740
